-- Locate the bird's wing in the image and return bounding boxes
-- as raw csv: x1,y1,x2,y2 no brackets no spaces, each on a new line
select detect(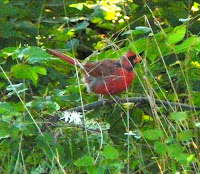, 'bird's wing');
83,59,120,76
